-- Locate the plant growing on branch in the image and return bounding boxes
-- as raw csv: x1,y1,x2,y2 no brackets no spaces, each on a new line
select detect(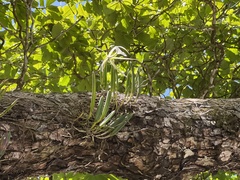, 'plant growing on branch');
87,46,135,139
